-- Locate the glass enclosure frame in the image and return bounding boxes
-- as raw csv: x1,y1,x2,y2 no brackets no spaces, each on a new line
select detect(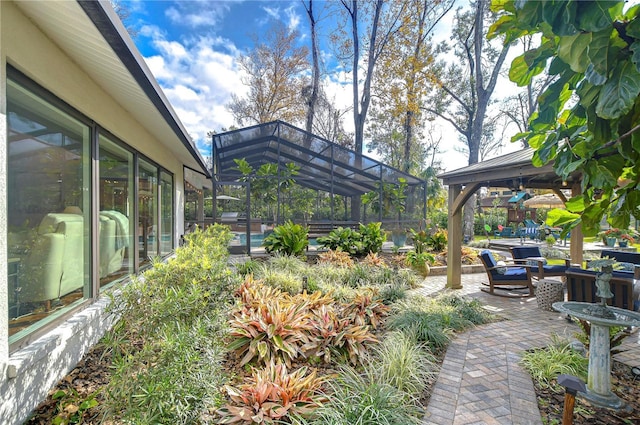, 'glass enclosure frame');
211,121,427,231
